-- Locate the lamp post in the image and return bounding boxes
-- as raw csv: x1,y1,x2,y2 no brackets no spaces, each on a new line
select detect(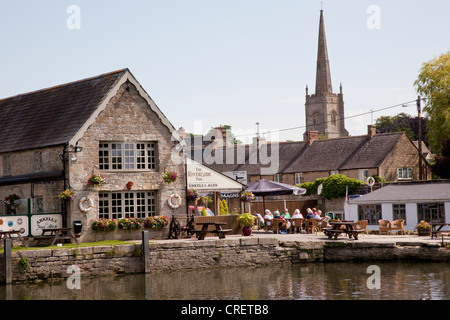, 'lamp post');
403,96,423,180
417,95,423,180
